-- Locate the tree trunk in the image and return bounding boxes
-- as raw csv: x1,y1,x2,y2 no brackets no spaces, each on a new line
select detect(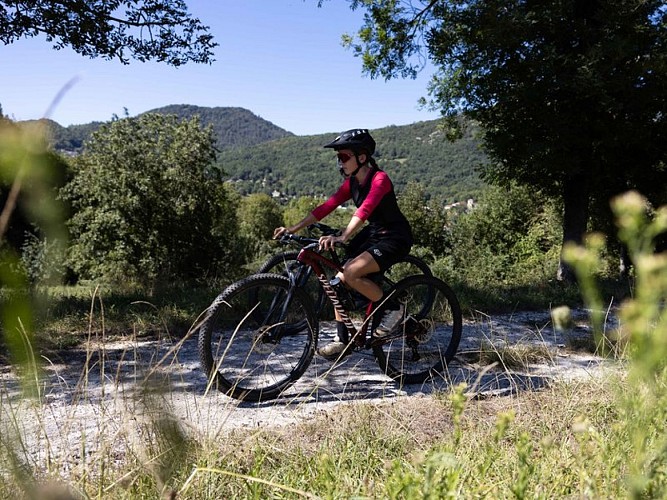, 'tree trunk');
557,172,591,282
